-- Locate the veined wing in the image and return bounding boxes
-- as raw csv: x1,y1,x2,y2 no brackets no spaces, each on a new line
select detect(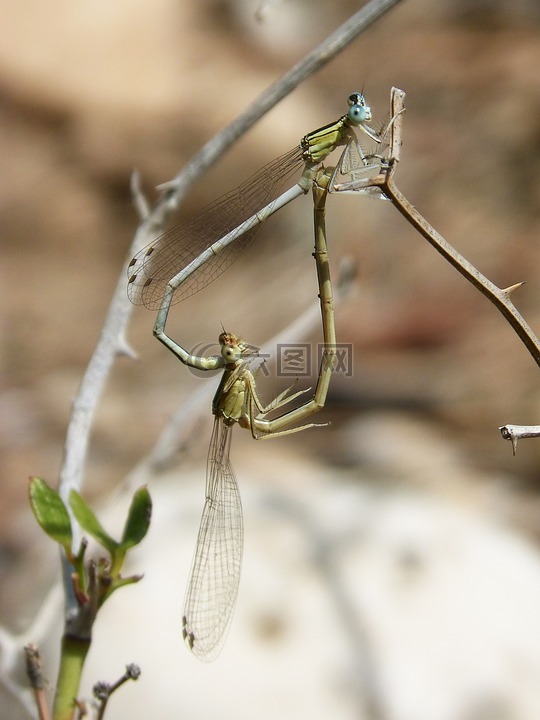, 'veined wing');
182,417,243,661
127,146,304,310
332,128,387,199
